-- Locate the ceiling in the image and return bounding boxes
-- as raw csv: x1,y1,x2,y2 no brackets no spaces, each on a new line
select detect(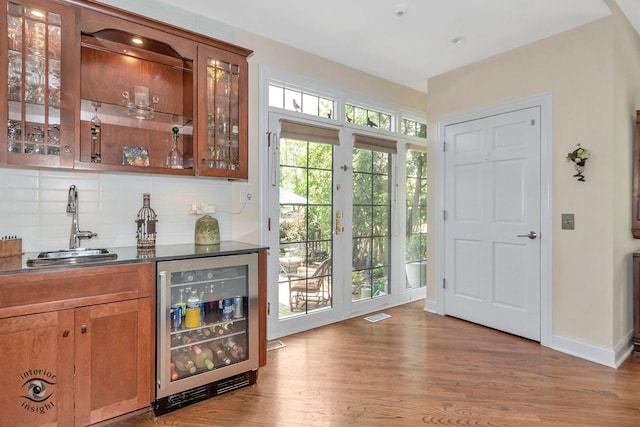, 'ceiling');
160,1,638,93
